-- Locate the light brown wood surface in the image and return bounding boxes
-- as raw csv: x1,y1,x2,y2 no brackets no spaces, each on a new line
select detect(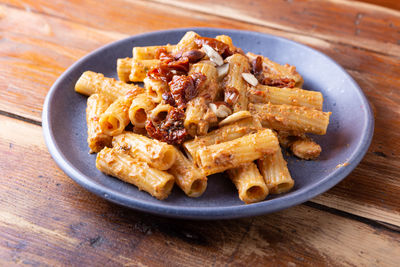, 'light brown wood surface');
1,0,400,266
